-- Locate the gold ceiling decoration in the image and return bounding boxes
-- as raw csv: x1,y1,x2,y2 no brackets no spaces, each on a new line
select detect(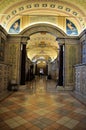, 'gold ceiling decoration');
0,0,86,30
0,0,85,65
26,32,59,63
